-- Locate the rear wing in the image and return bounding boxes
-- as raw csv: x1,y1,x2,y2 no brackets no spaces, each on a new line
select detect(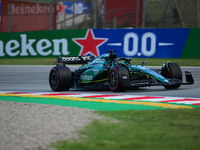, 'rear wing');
55,56,94,66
